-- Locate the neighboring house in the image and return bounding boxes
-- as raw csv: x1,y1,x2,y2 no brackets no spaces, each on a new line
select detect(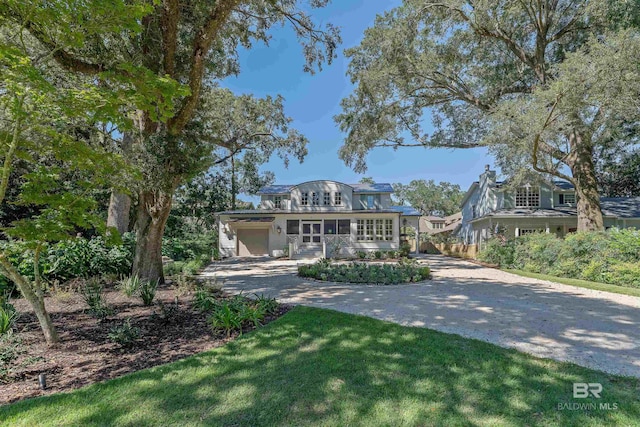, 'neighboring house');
421,213,462,236
459,165,640,245
217,180,421,258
